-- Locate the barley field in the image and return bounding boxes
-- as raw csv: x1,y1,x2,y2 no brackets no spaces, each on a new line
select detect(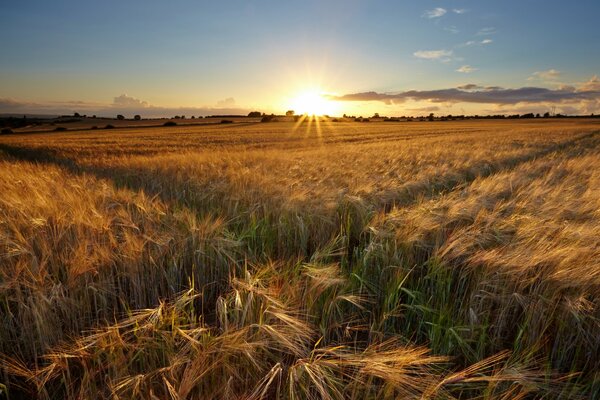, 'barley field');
1,119,600,399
